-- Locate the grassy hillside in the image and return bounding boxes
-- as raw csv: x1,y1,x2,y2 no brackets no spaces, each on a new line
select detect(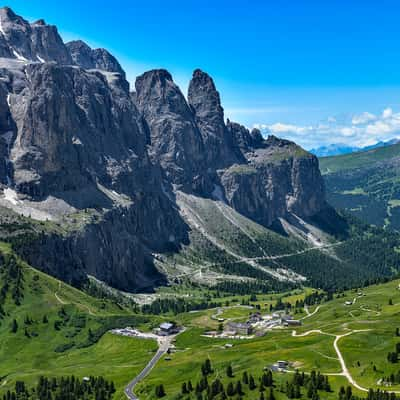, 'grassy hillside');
319,142,400,174
0,242,160,399
2,235,400,399
137,279,400,400
319,143,400,229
